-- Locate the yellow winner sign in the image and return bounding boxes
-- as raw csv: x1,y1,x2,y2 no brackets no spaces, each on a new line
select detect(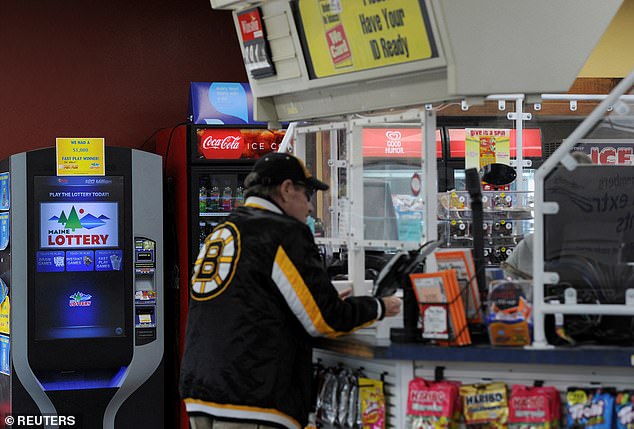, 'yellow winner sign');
56,138,105,176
